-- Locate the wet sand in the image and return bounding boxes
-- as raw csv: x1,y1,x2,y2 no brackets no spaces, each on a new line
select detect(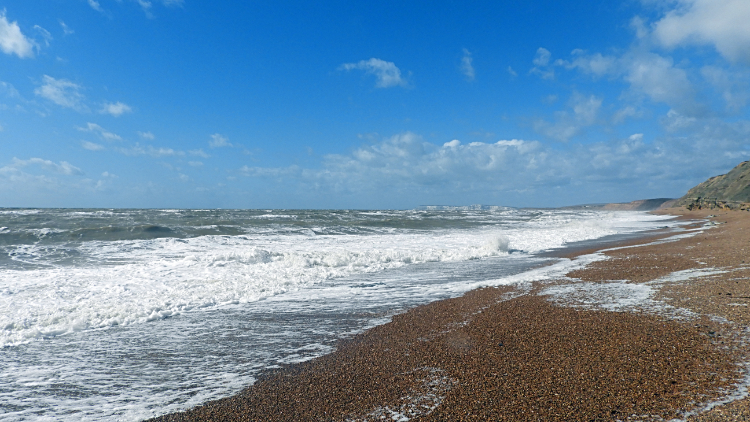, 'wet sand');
151,208,750,421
